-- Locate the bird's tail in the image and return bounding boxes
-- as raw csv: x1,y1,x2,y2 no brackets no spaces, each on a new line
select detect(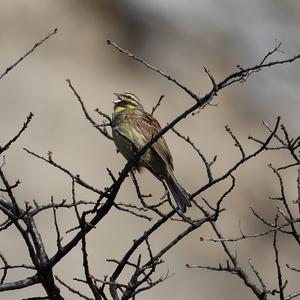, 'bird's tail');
165,172,191,213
